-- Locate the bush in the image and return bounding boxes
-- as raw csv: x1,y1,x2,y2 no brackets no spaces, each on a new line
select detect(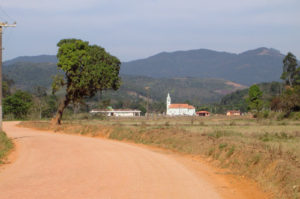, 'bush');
226,146,235,158
290,112,300,120
263,111,270,118
3,90,33,119
0,132,13,164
